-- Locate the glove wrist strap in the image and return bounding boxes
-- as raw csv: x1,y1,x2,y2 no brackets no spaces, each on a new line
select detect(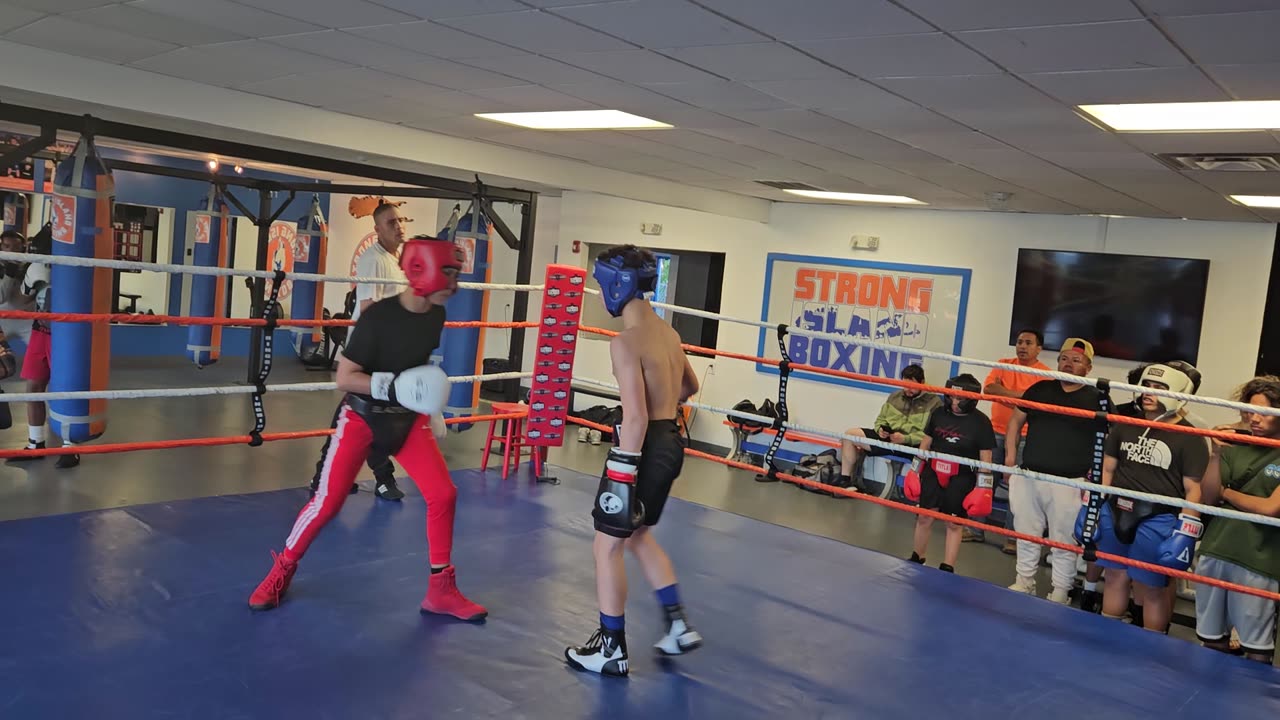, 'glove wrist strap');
370,372,394,402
